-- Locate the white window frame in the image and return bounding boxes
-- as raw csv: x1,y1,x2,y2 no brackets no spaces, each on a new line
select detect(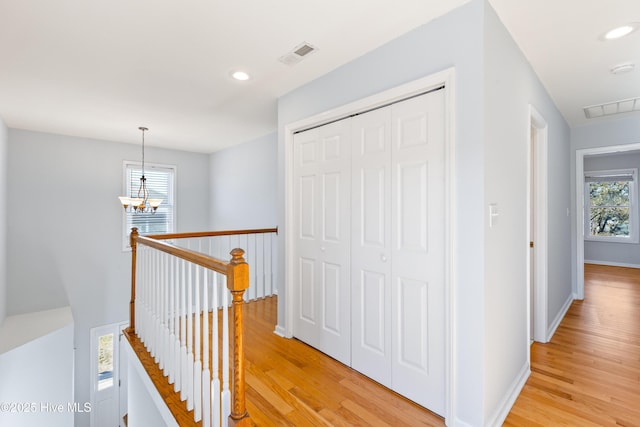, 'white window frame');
122,161,176,250
584,168,638,244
